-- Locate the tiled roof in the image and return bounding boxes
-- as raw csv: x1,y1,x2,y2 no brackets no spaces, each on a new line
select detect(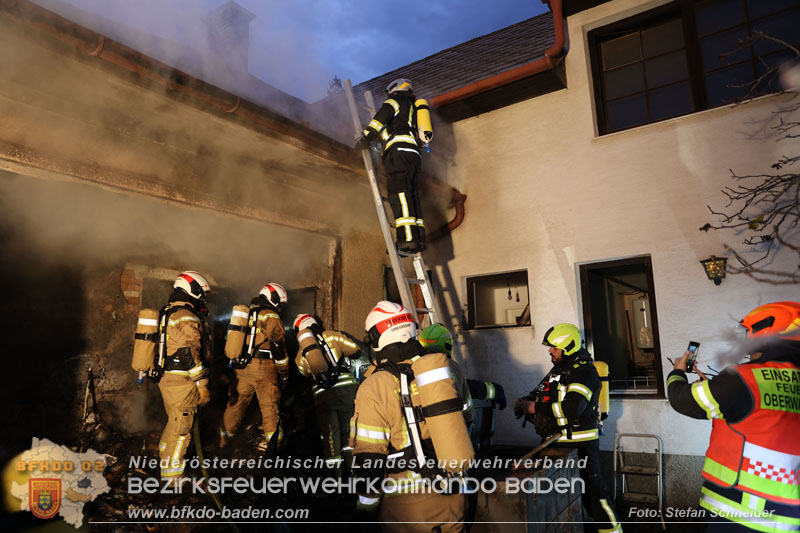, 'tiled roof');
353,12,555,101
